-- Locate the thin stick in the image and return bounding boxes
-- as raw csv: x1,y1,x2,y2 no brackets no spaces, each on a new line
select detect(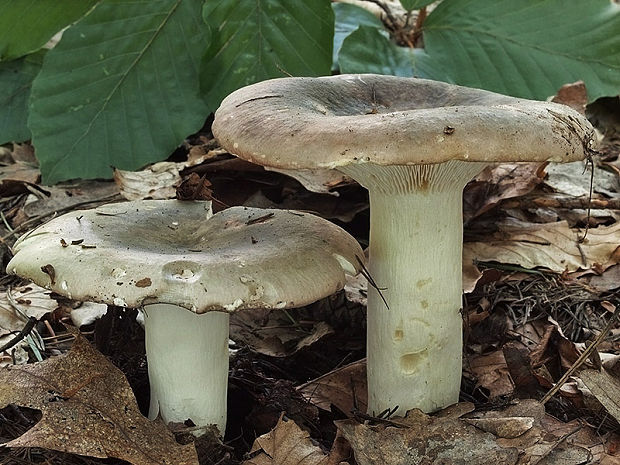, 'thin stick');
578,155,595,243
0,317,37,353
356,255,389,310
